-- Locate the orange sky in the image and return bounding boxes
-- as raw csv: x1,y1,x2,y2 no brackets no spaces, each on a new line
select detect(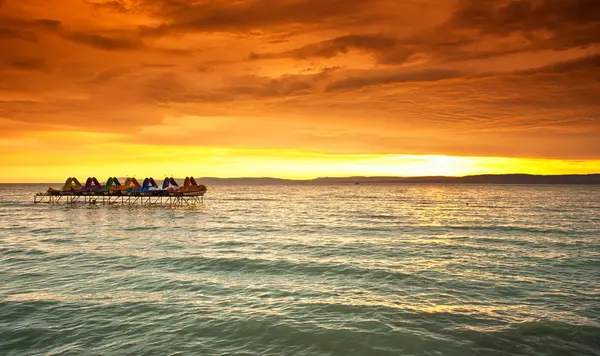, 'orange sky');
1,0,599,182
